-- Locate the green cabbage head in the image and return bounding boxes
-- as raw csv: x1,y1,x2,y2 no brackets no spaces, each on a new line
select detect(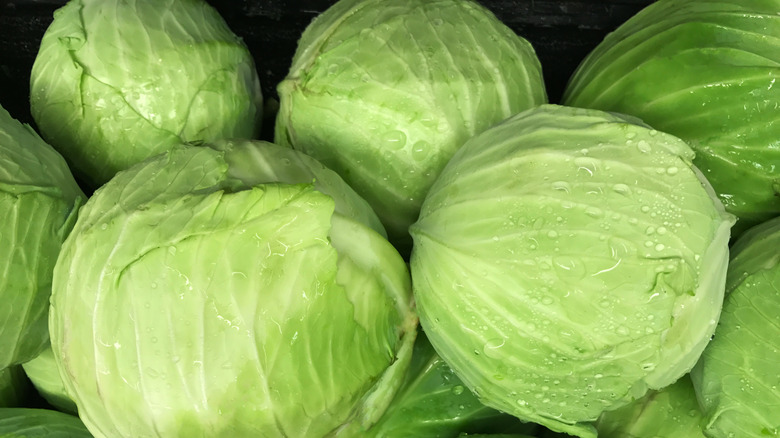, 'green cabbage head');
30,0,263,187
50,142,417,437
276,0,546,252
410,105,734,437
563,0,780,236
0,106,84,370
691,216,780,437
